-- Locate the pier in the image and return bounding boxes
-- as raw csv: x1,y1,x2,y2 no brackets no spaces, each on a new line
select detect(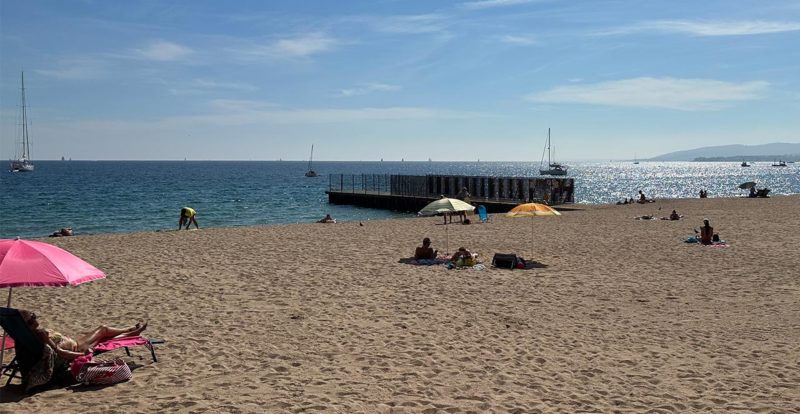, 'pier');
327,174,575,213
